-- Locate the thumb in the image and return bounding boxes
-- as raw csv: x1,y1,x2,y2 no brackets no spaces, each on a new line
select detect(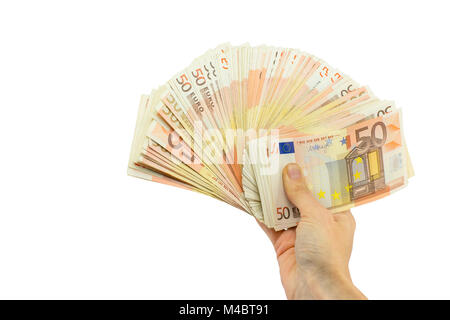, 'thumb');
282,163,328,221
